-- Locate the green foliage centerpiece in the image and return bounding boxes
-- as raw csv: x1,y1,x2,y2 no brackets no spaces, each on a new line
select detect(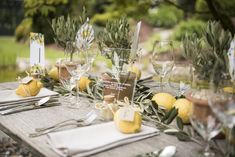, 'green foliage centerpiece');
50,11,86,79
183,21,232,85
183,21,233,121
51,13,86,62
98,17,133,72
97,17,139,101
